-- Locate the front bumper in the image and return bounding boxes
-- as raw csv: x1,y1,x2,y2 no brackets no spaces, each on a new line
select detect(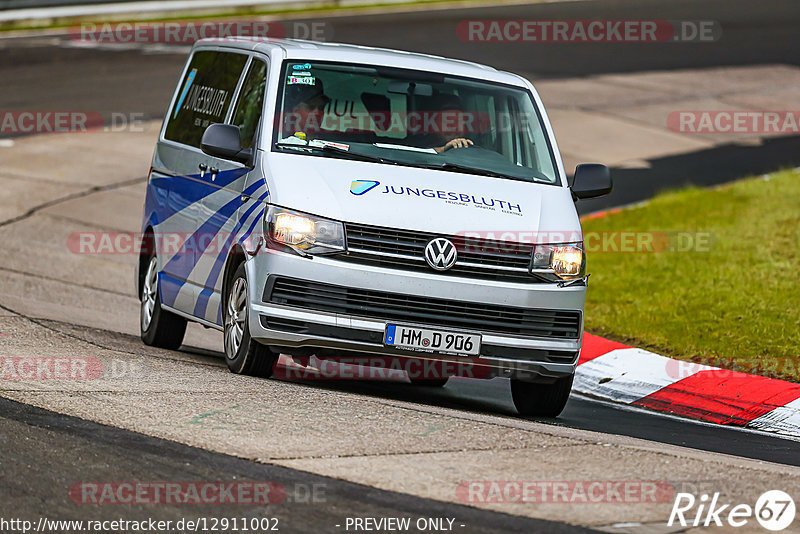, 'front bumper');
246,248,585,381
